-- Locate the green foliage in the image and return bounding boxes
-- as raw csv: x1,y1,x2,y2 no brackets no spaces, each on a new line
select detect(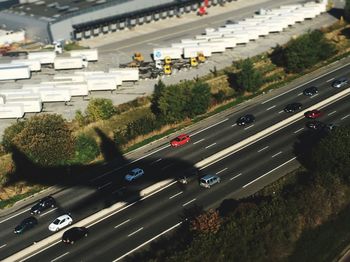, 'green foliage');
235,58,263,93
2,121,26,153
12,114,74,166
151,80,166,115
185,81,211,117
125,114,160,141
73,133,100,163
86,98,117,121
74,110,88,127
